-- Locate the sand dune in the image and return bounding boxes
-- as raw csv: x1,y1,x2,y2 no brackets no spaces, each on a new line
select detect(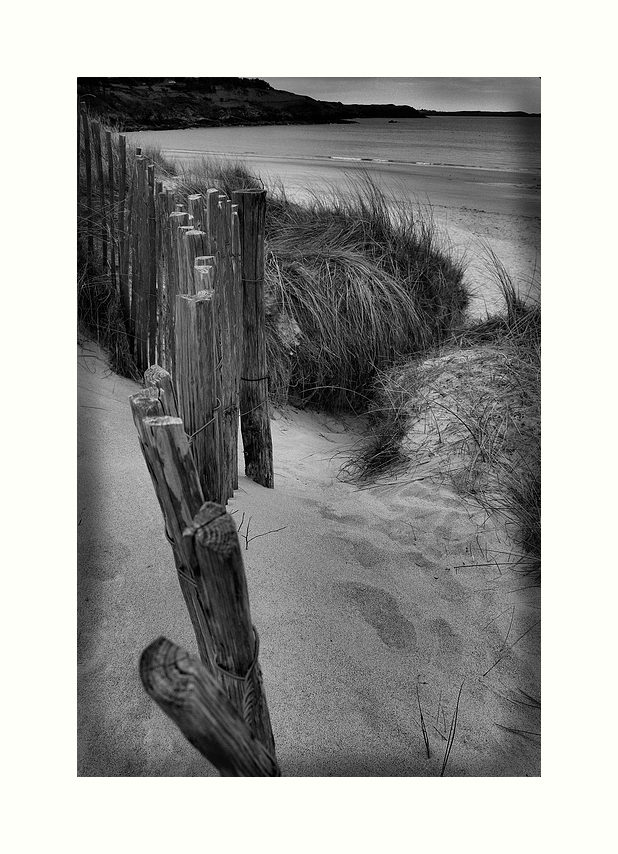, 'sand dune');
78,342,540,776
